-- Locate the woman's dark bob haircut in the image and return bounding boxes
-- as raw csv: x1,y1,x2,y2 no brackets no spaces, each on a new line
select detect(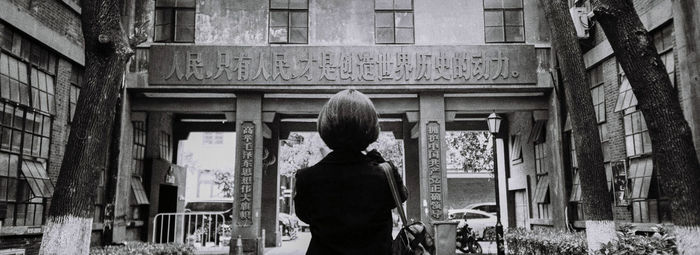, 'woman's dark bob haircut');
318,89,380,152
